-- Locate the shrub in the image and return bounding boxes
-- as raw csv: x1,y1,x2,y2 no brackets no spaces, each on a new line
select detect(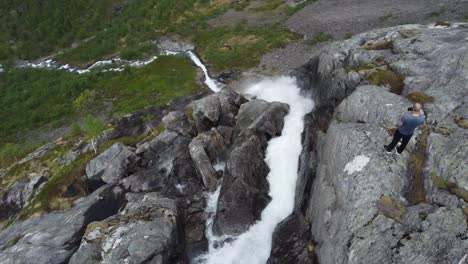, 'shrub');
406,91,434,104
366,69,405,94
83,115,106,153
73,89,97,114
364,40,393,50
